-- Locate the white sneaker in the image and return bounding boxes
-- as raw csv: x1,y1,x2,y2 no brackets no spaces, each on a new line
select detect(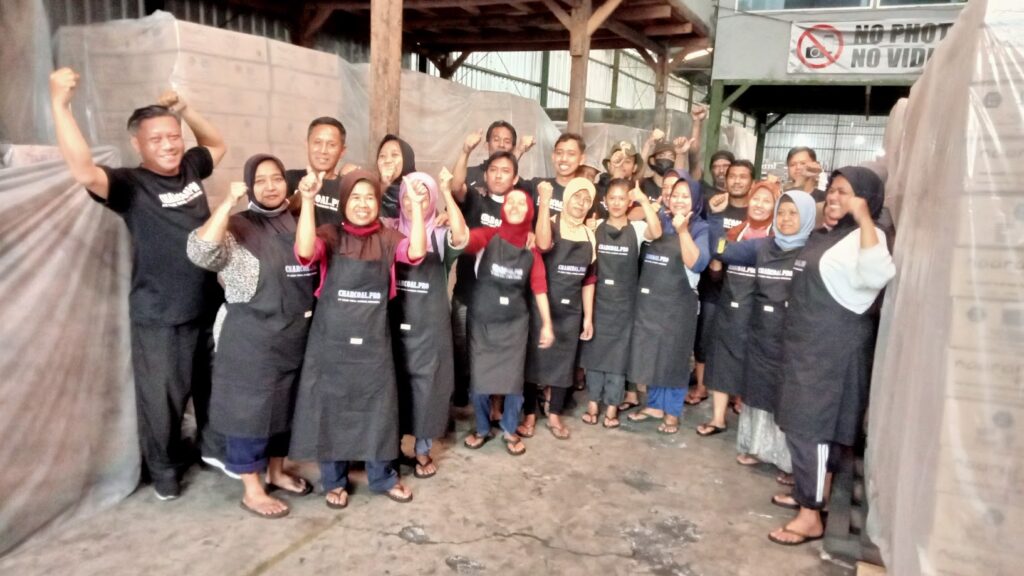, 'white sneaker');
201,456,241,480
